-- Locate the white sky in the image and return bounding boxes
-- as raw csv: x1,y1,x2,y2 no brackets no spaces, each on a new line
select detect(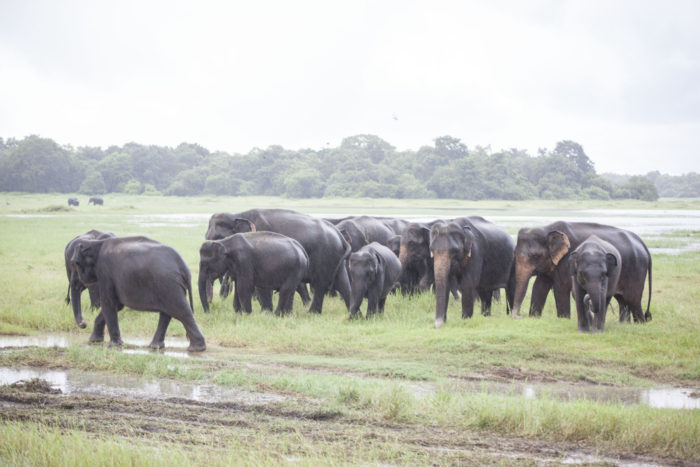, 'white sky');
1,0,699,174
